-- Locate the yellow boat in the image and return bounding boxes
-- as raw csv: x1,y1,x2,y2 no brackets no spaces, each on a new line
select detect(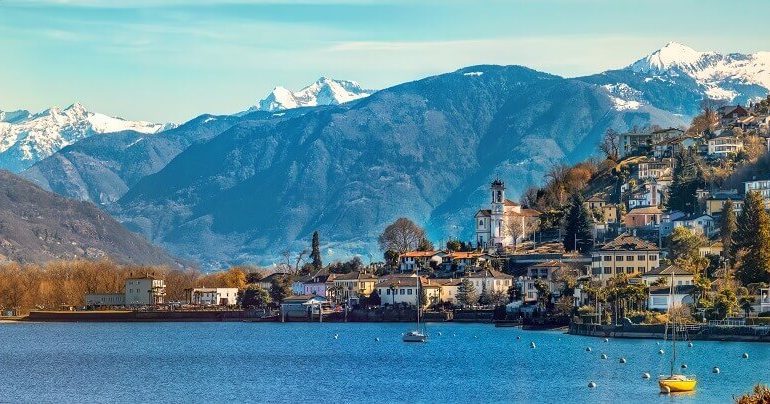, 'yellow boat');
659,374,697,393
